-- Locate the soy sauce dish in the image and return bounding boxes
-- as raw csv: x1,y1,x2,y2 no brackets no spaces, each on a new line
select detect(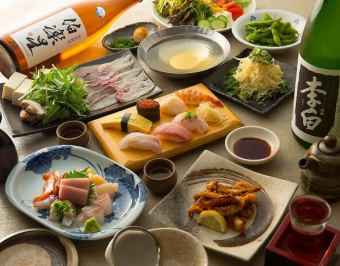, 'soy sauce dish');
225,126,280,165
